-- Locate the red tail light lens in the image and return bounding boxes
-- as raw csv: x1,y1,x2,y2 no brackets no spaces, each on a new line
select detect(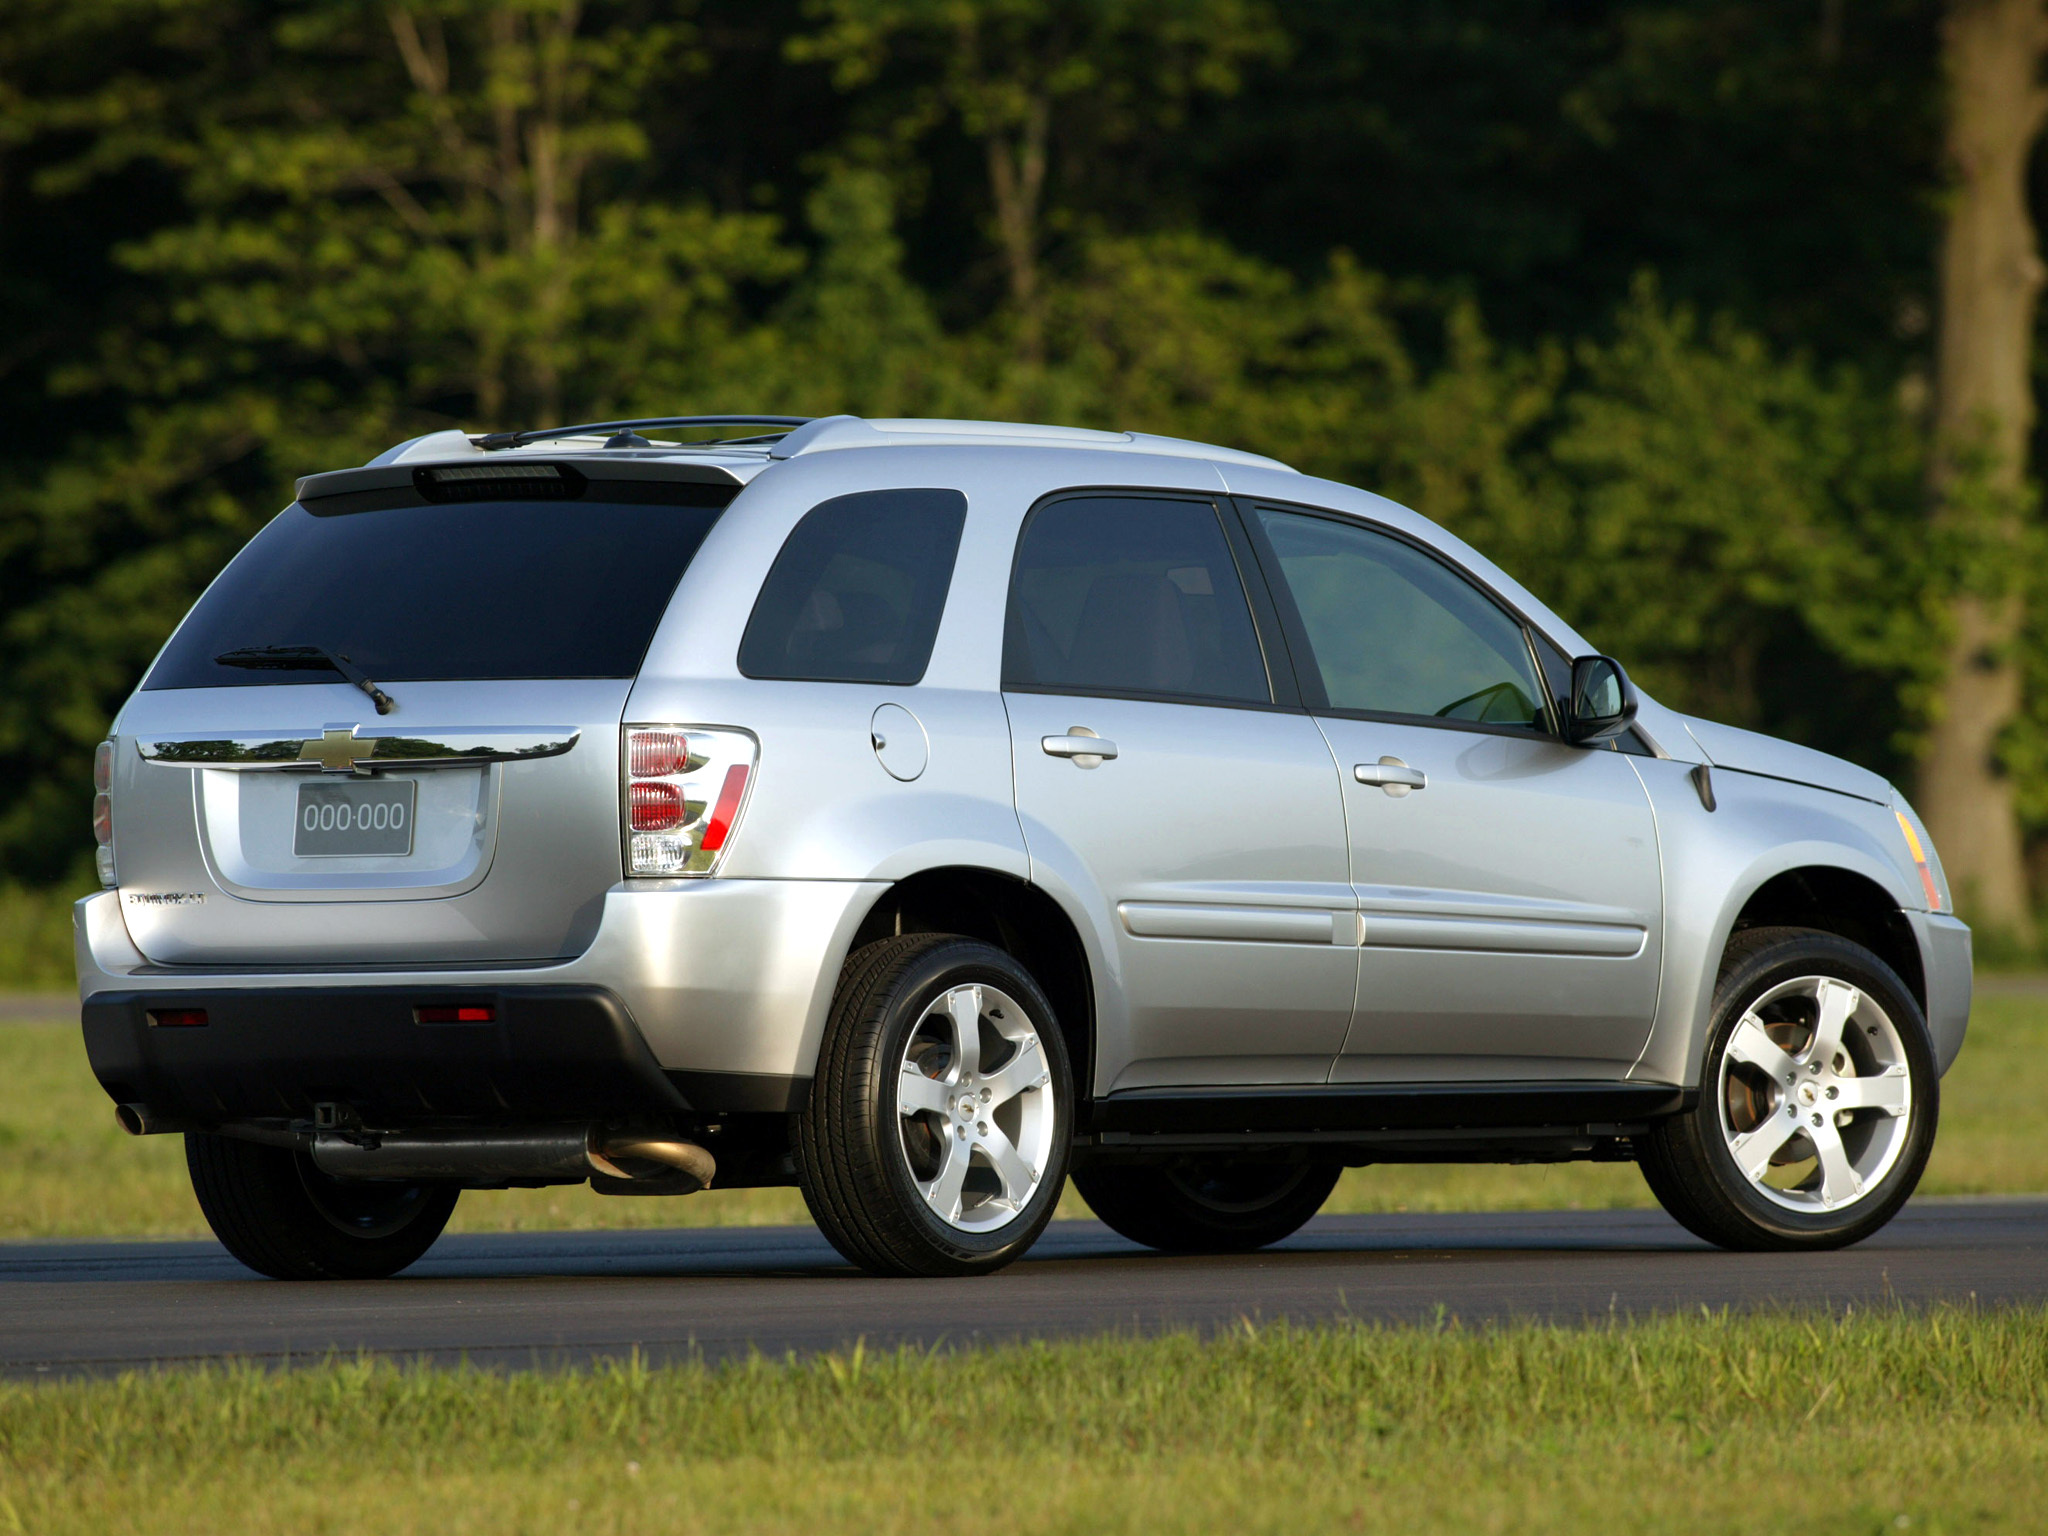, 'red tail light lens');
629,730,686,778
630,781,685,831
147,1007,208,1028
